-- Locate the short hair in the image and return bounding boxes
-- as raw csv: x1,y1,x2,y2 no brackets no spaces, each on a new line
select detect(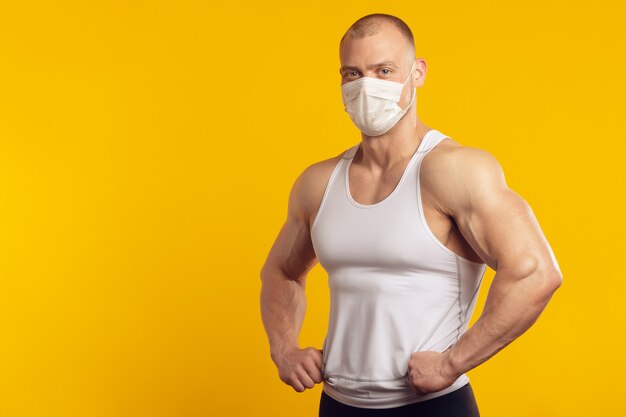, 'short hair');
340,13,416,60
